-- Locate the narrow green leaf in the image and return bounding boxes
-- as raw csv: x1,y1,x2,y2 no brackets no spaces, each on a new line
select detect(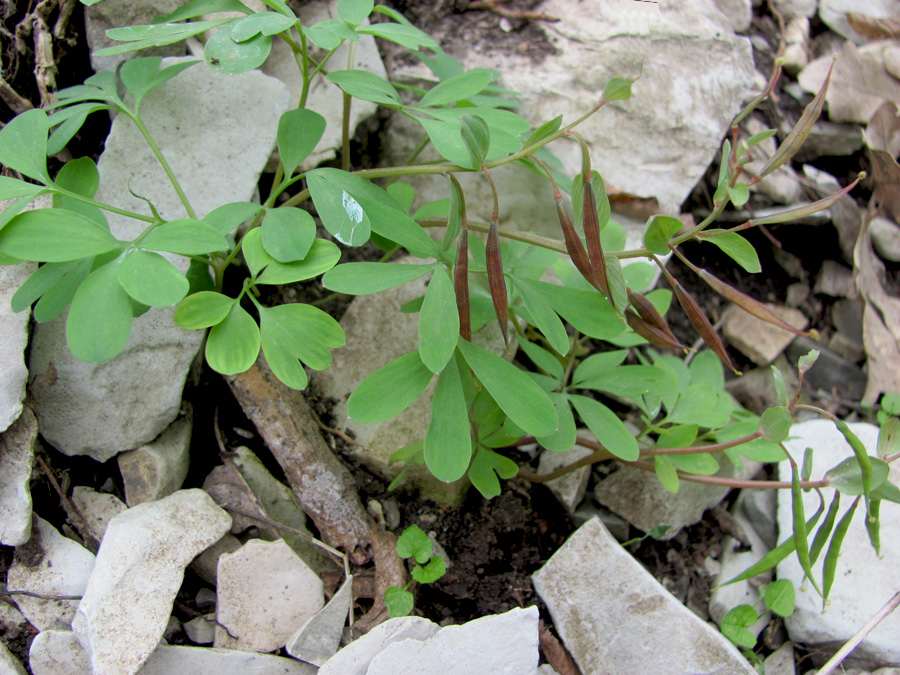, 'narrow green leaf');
0,208,119,261
571,350,628,384
32,260,91,322
524,115,562,148
205,23,272,74
758,406,791,443
578,365,667,399
327,70,401,106
278,108,326,177
516,336,564,382
516,279,624,340
569,394,639,461
0,108,50,183
261,207,316,263
418,70,493,108
536,393,577,452
772,365,789,407
357,22,439,52
419,268,459,373
117,250,188,306
655,455,680,493
457,339,557,438
140,219,227,255
205,303,260,375
11,260,77,312
323,262,435,295
0,177,44,202
764,579,795,617
460,114,489,169
642,215,683,255
424,359,472,482
174,291,235,329
866,498,881,556
66,261,132,363
701,230,761,274
365,197,442,259
515,280,570,356
348,351,433,424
